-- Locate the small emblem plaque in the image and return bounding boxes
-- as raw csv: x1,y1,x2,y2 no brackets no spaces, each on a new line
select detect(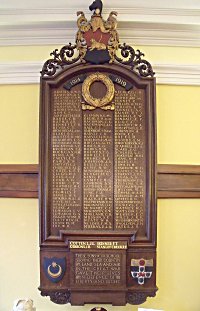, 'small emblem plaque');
131,259,153,285
43,257,66,283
